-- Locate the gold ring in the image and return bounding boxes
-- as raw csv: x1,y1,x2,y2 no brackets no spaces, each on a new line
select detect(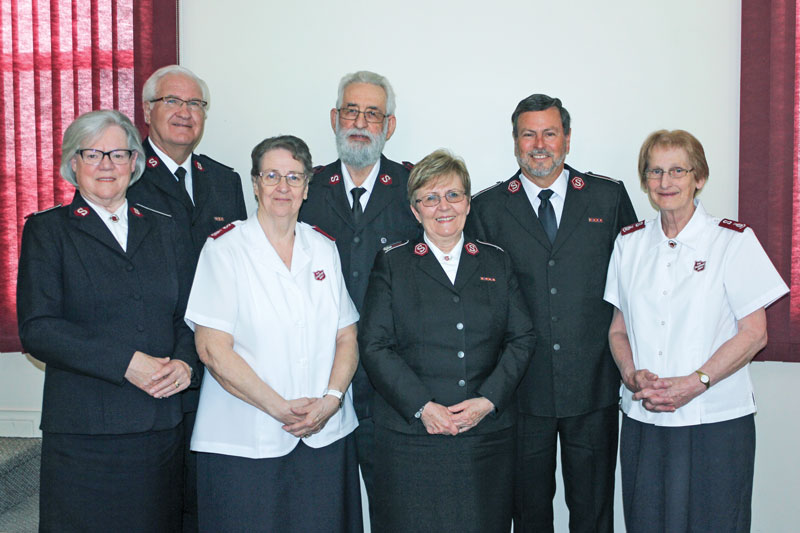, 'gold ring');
174,381,180,389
